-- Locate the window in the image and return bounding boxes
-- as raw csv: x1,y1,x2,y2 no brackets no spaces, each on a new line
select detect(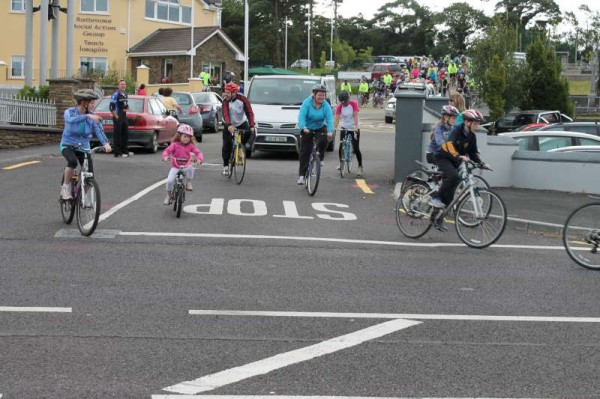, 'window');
81,0,108,13
11,56,25,78
164,59,174,79
79,57,107,76
497,115,516,129
11,0,25,12
538,136,571,151
145,0,191,24
579,138,600,146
